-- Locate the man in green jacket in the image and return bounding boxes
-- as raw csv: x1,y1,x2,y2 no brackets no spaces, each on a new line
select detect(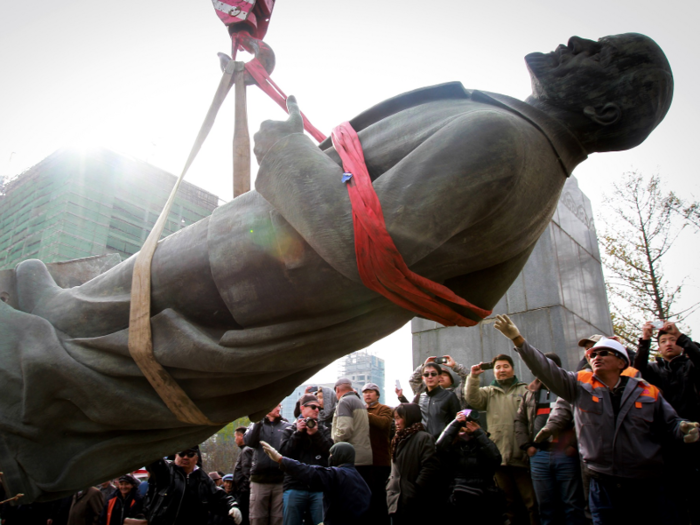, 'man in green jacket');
466,354,537,525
